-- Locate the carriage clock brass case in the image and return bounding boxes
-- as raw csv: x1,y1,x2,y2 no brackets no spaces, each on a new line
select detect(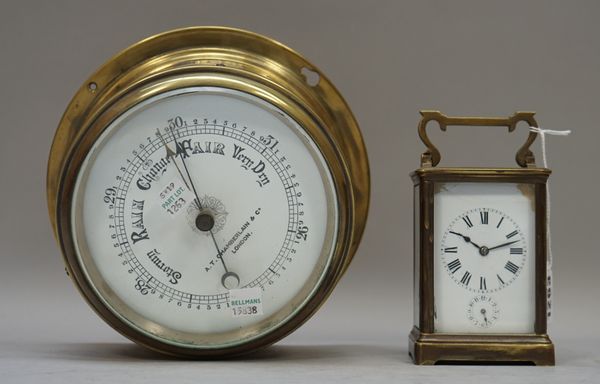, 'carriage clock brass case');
409,111,555,365
46,27,369,358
